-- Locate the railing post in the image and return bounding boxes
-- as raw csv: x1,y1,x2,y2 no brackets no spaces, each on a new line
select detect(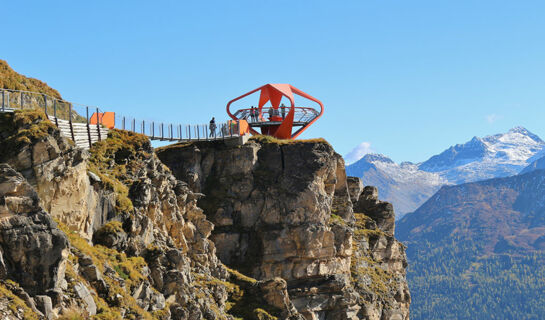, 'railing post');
170,124,173,140
179,124,182,140
188,125,191,140
1,90,4,112
86,107,92,149
69,103,75,142
161,123,164,140
96,107,102,141
142,120,145,135
151,122,155,139
6,91,9,109
43,95,48,117
20,91,23,108
197,125,200,141
53,100,58,127
132,118,135,132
